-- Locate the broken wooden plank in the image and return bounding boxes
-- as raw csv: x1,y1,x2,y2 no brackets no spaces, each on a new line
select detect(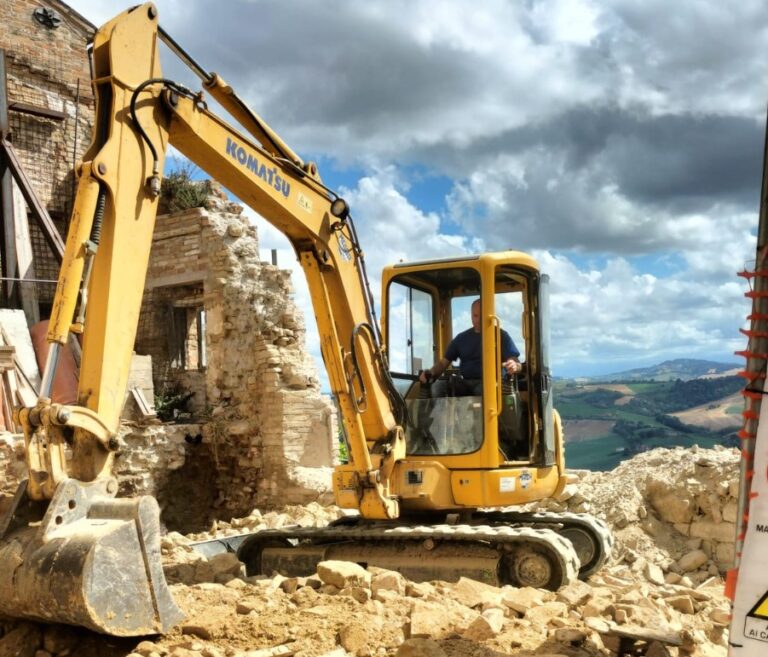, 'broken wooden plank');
0,345,15,370
1,371,15,431
130,387,156,418
0,51,17,304
7,101,66,121
12,180,39,325
68,333,82,368
13,364,37,407
0,311,41,391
